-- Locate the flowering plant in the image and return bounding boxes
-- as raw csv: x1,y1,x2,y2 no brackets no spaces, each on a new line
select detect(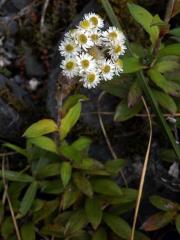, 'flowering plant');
59,13,126,88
